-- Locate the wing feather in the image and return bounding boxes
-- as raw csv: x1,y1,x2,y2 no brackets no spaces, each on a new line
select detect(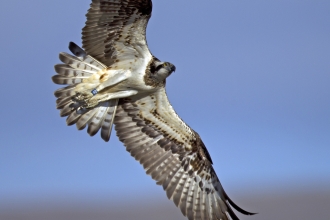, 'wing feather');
200,186,208,220
131,141,159,161
153,155,178,185
186,180,197,220
162,163,183,192
113,90,255,220
151,152,174,175
82,0,153,66
192,184,202,220
145,150,172,176
140,147,166,170
117,127,142,138
179,176,192,217
208,192,217,220
212,191,224,220
126,137,152,152
167,168,187,203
